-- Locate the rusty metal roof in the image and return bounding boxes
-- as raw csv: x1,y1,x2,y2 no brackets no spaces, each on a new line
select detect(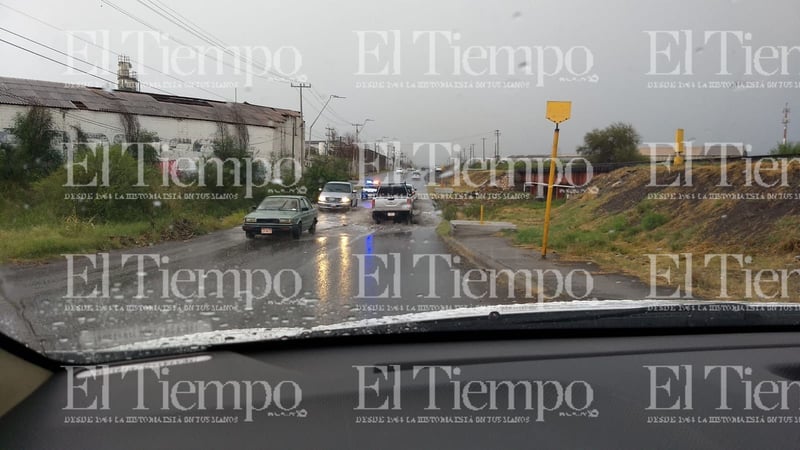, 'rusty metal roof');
0,76,299,128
